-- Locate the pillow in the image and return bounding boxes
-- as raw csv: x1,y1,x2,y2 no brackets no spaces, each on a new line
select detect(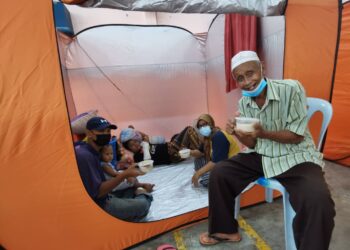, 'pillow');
71,110,98,135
